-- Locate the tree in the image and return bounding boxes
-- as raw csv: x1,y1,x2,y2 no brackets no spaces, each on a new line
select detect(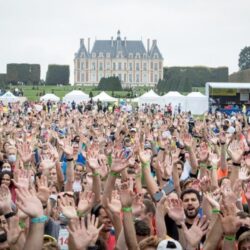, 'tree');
98,76,122,91
89,91,93,98
239,46,250,71
46,65,70,85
